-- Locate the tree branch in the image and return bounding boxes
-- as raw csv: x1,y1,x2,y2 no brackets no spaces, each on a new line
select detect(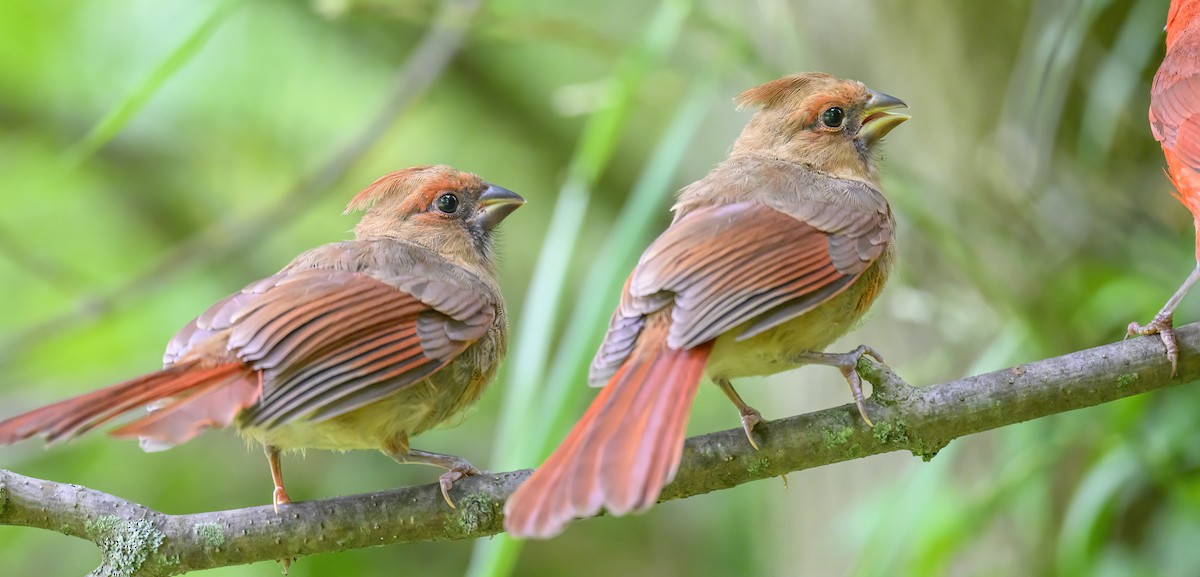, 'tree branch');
2,322,1195,576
